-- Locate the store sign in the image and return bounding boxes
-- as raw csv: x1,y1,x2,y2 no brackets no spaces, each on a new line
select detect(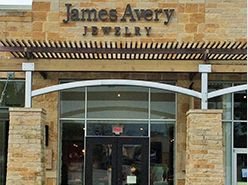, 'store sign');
63,4,175,36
